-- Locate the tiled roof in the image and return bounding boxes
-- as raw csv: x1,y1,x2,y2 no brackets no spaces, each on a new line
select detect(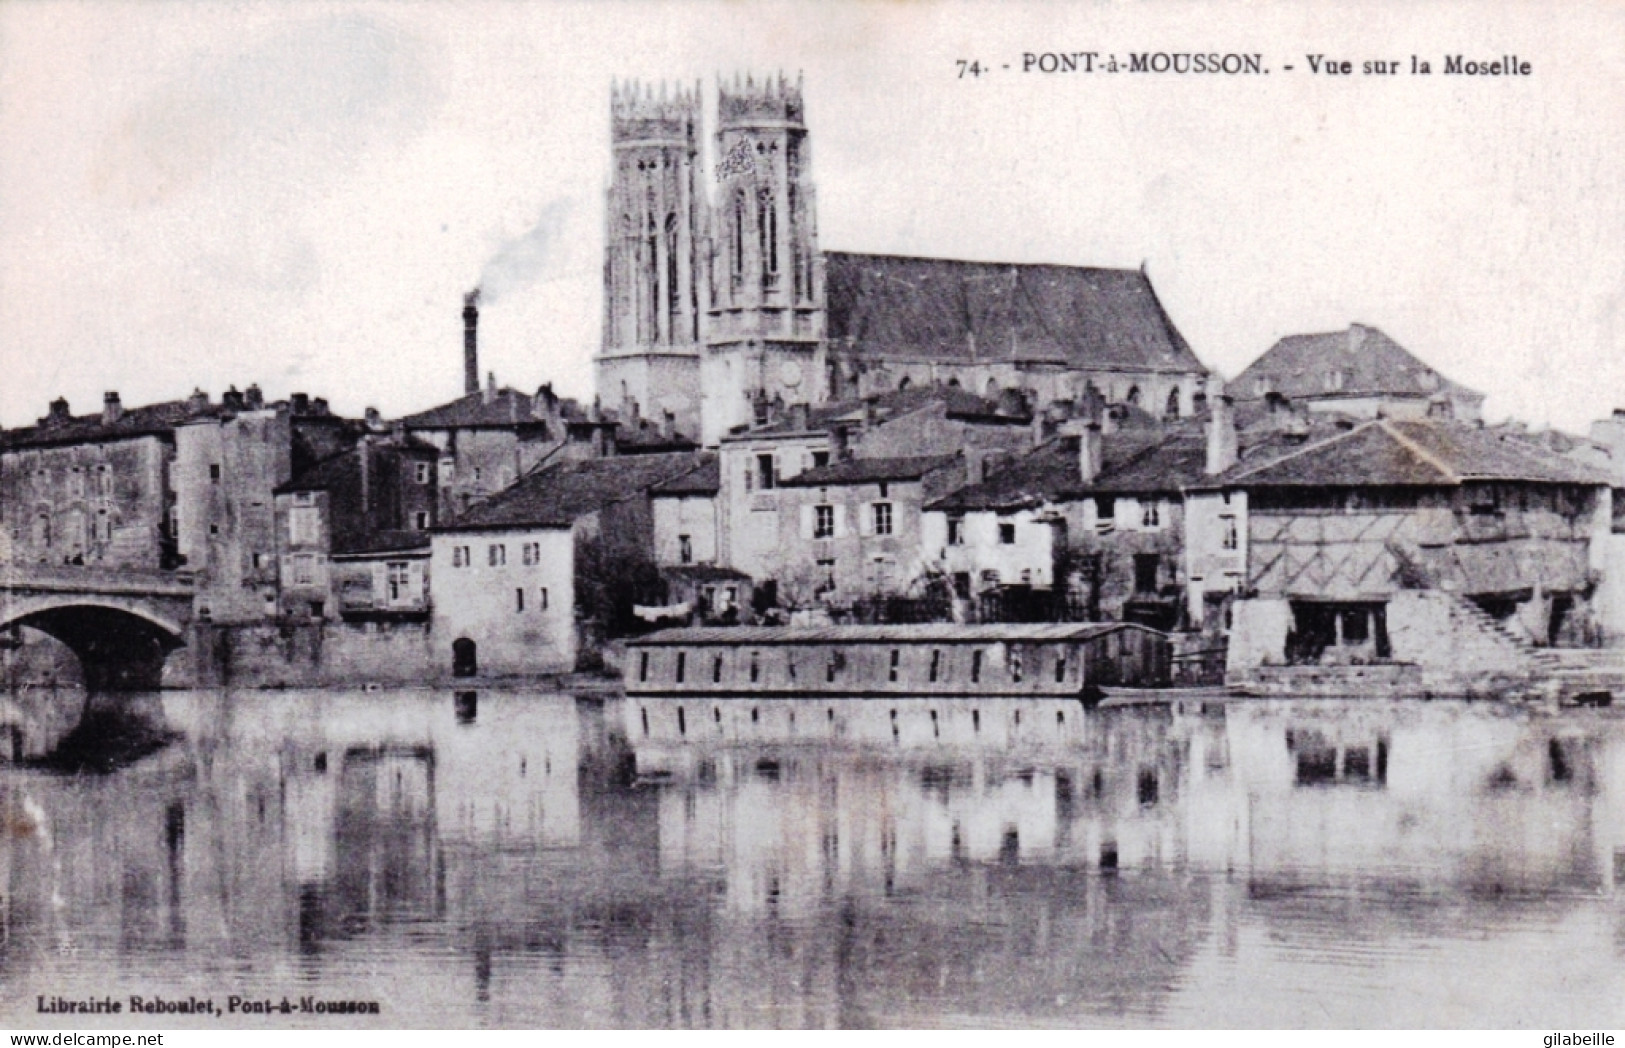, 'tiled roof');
2,399,208,449
649,455,719,496
400,388,568,430
825,252,1205,374
781,454,960,487
926,430,1206,512
437,452,706,531
332,530,431,557
1231,324,1481,403
615,418,700,454
728,385,1024,440
1218,418,1611,488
